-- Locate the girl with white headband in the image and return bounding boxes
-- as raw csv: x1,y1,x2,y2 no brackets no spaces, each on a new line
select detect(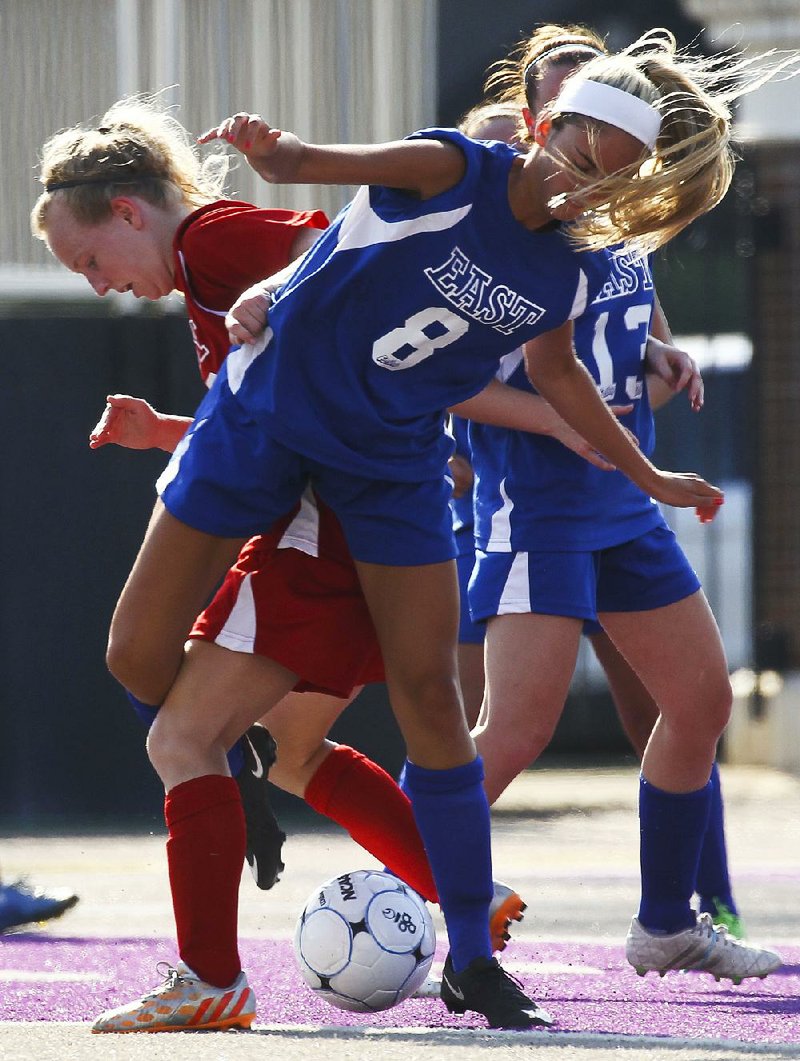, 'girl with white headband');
466,24,778,983
99,27,787,1030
